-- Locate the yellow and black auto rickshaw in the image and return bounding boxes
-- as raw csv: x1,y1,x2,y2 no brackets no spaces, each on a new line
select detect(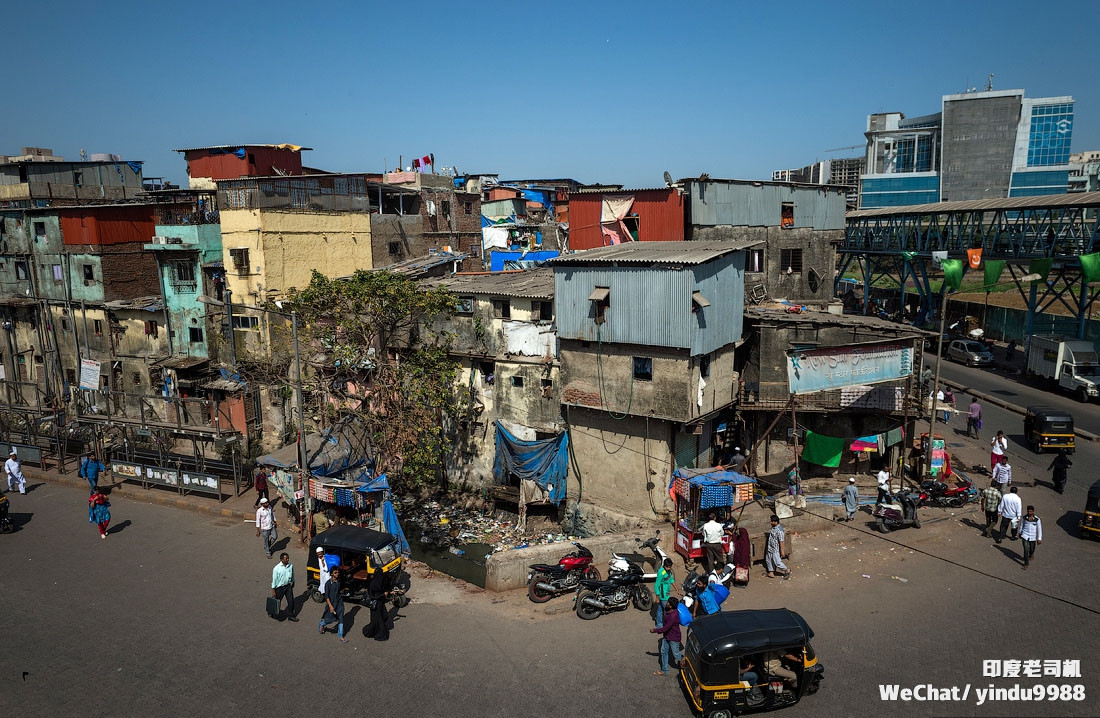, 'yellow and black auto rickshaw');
307,525,409,607
680,609,824,718
1023,406,1075,453
1080,479,1100,540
